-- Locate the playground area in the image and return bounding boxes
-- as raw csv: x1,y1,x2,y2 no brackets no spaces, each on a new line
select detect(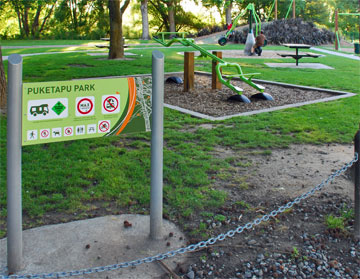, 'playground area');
1,0,359,276
163,72,352,119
